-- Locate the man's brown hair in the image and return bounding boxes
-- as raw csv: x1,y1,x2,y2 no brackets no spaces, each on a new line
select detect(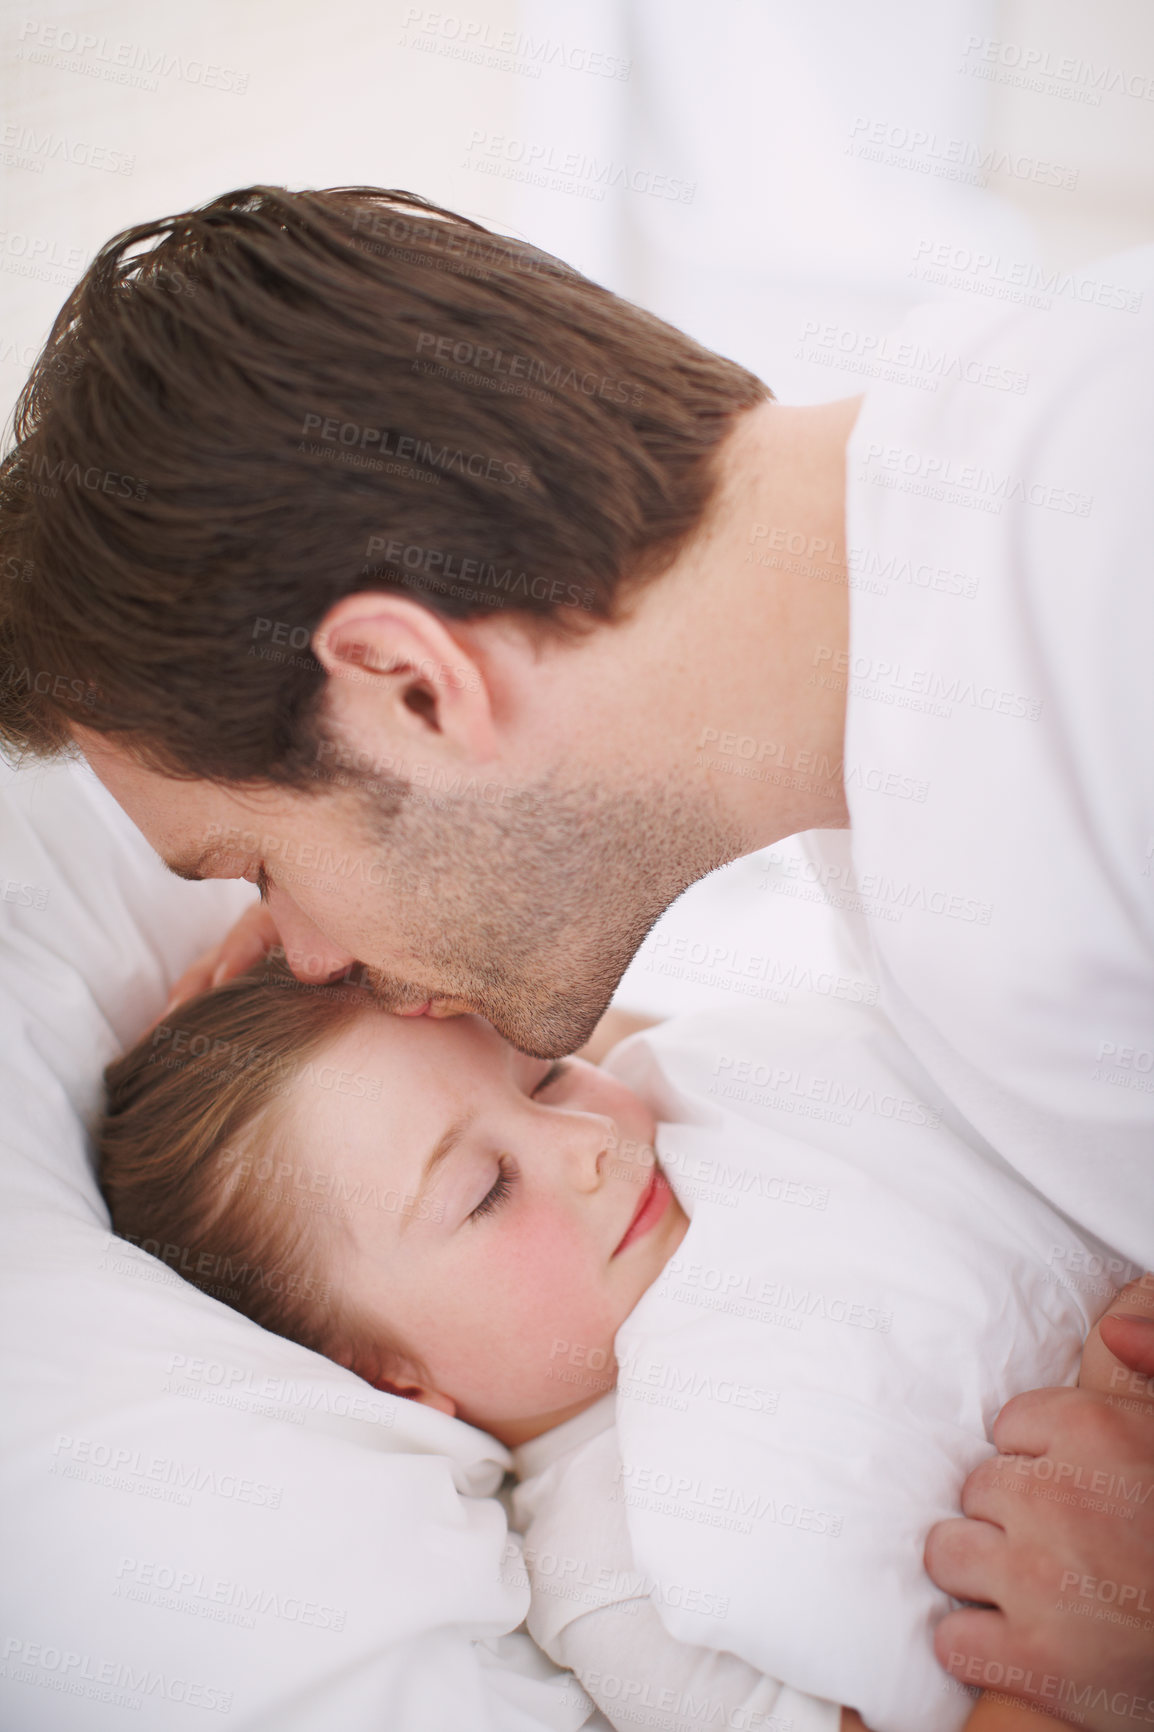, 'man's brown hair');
0,183,768,785
97,957,424,1391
